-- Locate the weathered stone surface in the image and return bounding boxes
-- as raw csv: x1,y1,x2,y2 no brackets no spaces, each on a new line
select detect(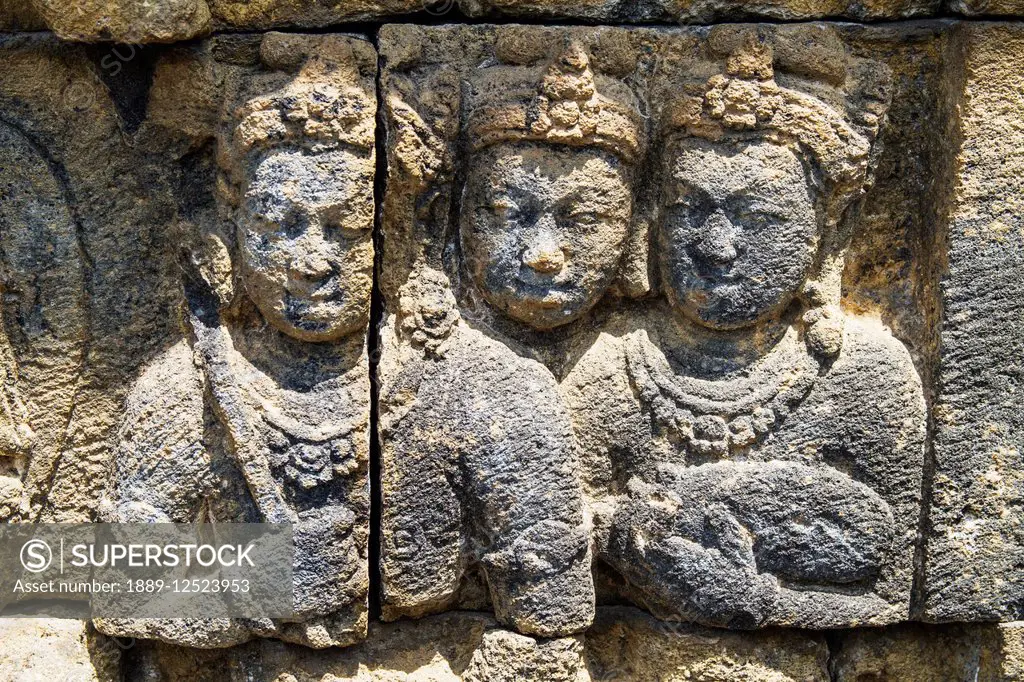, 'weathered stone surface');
0,32,182,523
124,607,829,681
0,619,123,682
8,0,436,40
457,0,939,24
921,22,1024,623
378,22,935,635
948,0,1024,15
0,0,44,30
29,0,212,43
207,0,432,30
586,607,829,681
0,12,1022,677
92,32,378,649
830,622,1024,681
